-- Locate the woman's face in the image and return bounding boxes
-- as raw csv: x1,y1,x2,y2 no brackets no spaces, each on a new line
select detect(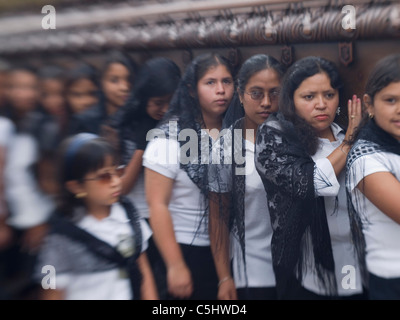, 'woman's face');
240,68,281,130
7,70,39,113
66,78,98,114
197,64,234,120
367,81,400,141
101,62,131,109
146,93,173,121
293,72,339,138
